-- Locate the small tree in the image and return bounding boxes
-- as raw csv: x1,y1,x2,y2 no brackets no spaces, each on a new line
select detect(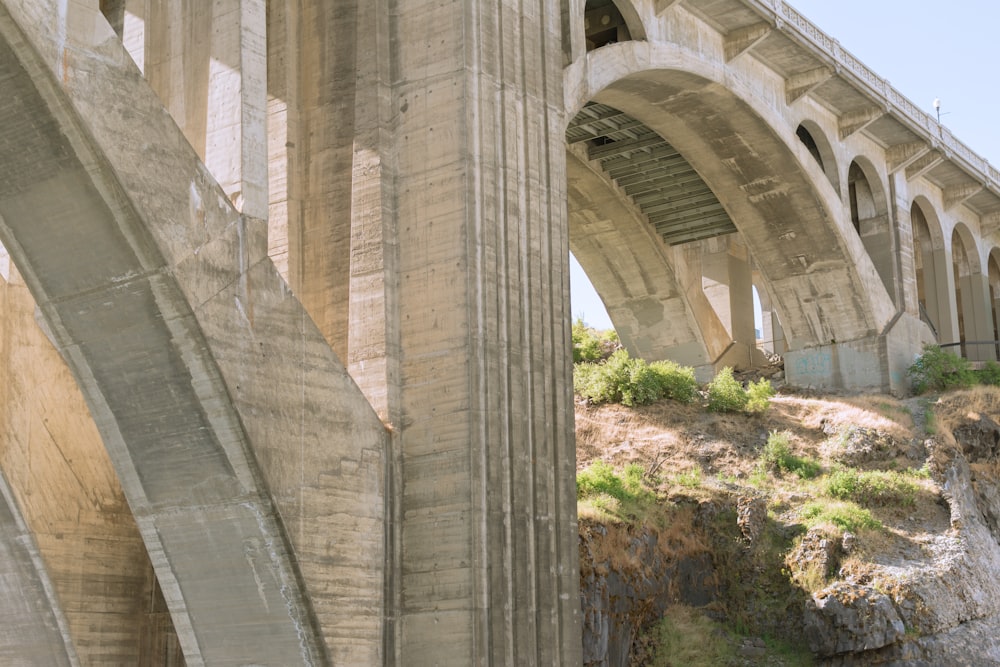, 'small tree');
706,367,747,412
907,344,975,394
